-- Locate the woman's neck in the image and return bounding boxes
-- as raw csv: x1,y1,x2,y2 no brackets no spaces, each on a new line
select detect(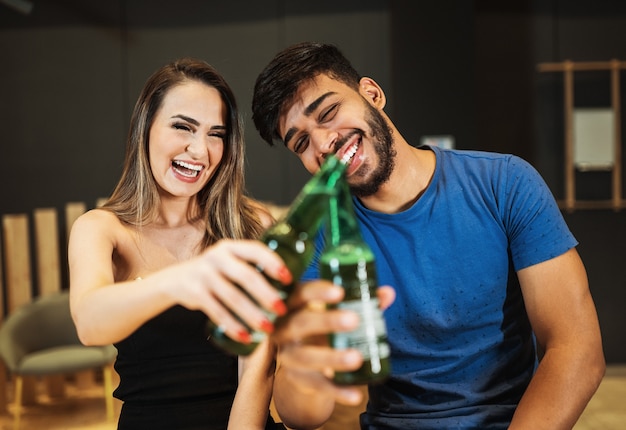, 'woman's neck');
154,195,201,228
